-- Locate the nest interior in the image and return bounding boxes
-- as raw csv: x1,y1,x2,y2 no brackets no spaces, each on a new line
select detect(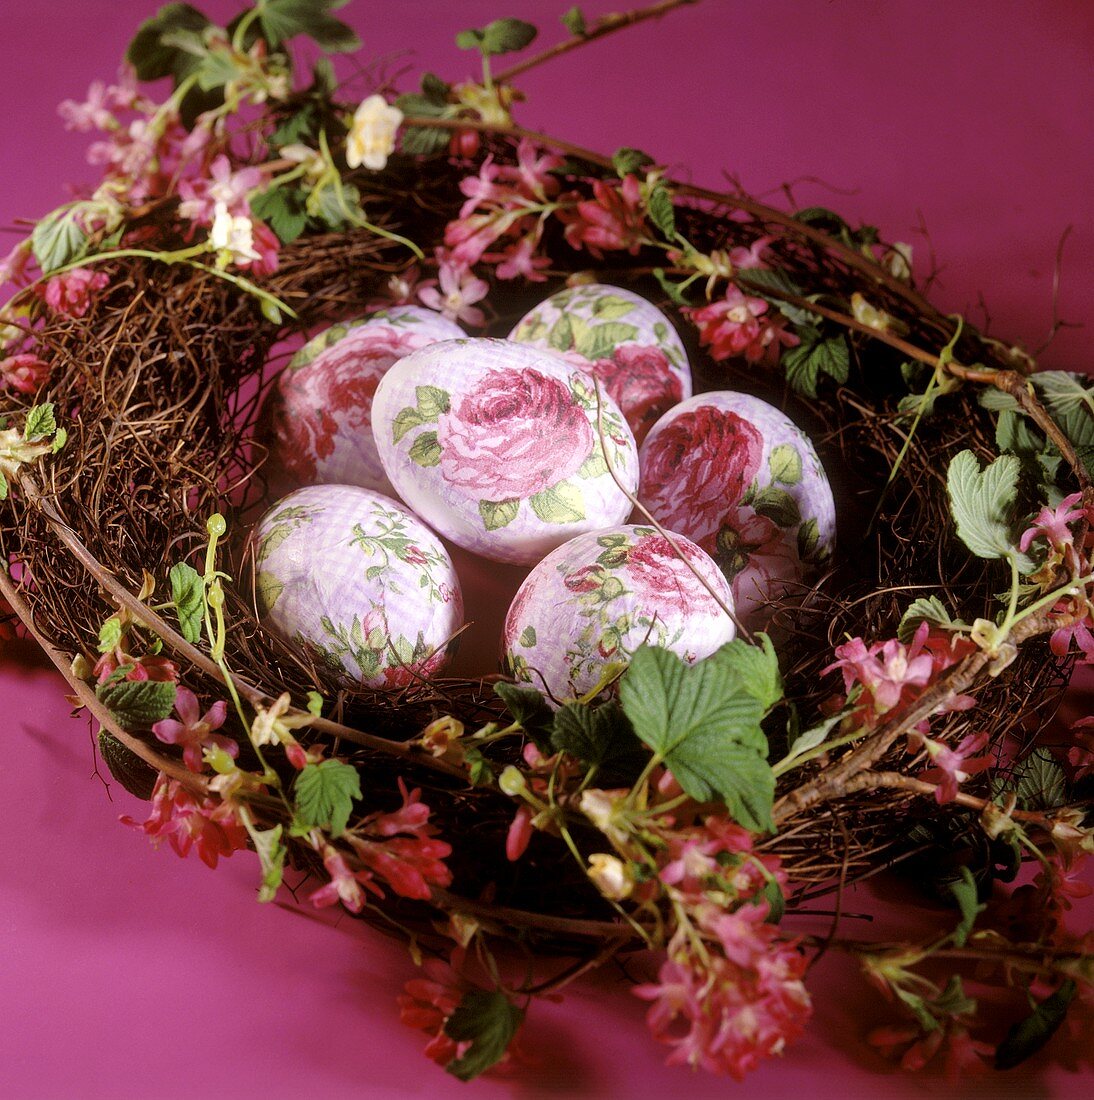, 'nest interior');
0,138,1073,936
